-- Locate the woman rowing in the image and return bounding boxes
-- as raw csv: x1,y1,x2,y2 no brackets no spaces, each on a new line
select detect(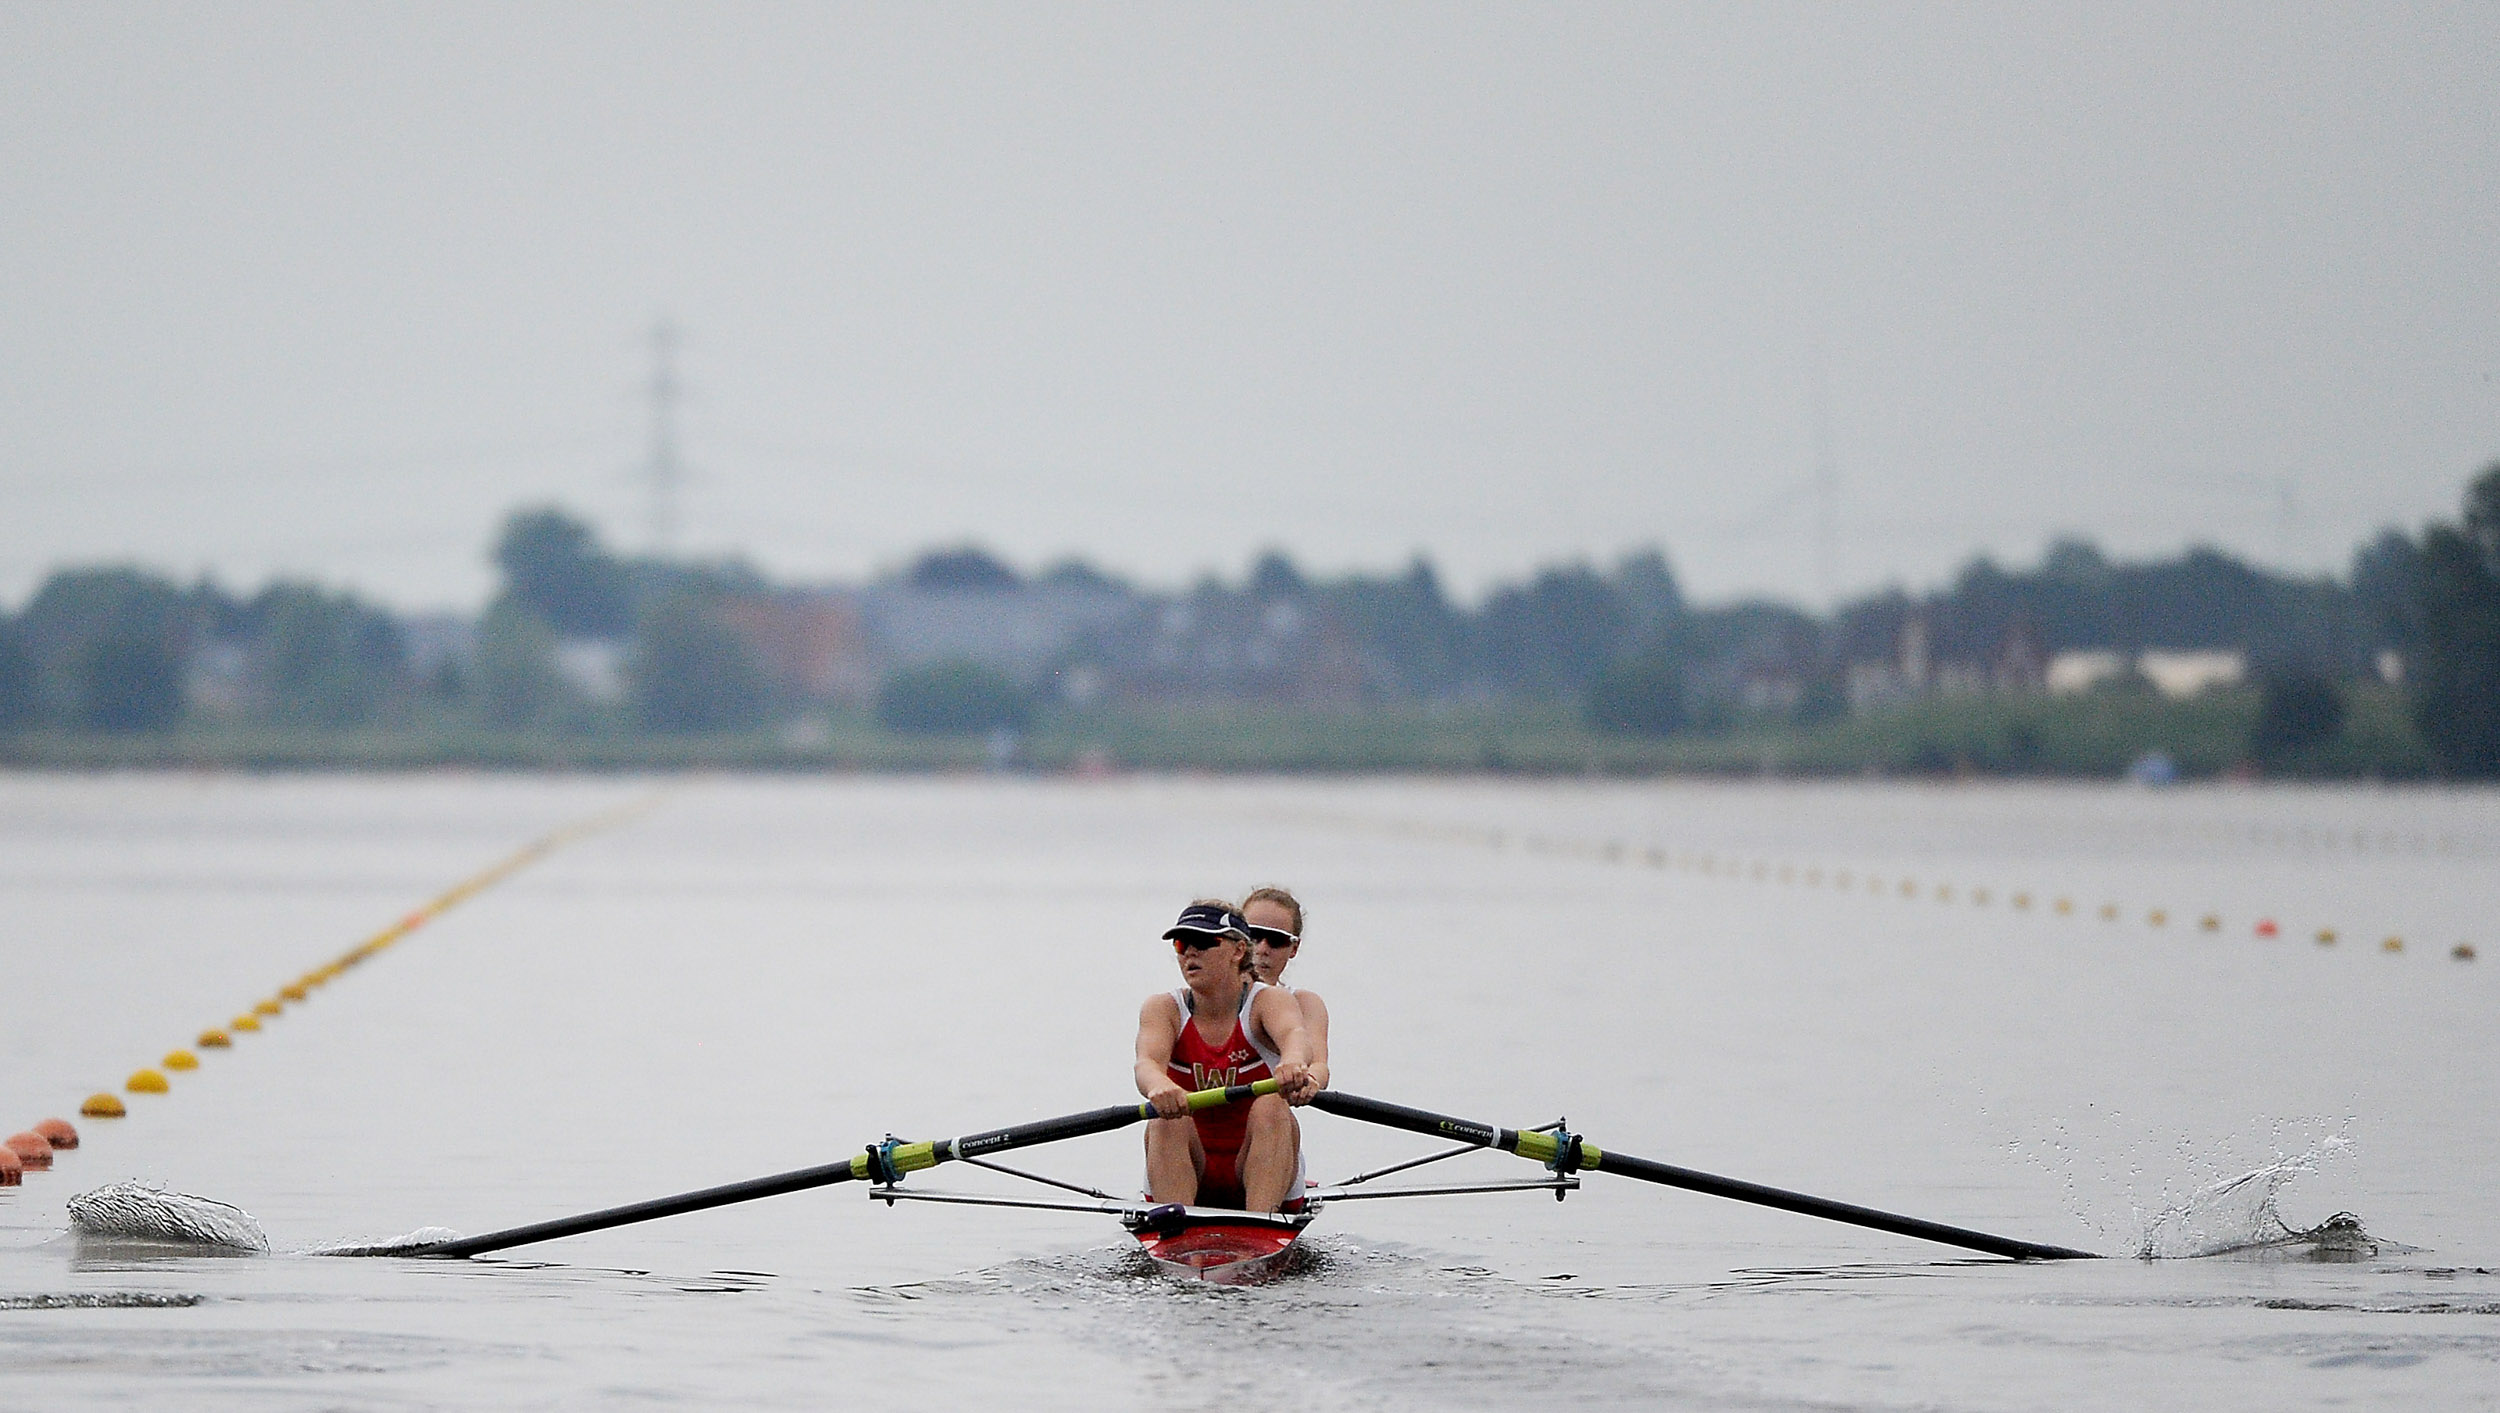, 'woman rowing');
1134,900,1319,1213
1242,885,1329,1094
